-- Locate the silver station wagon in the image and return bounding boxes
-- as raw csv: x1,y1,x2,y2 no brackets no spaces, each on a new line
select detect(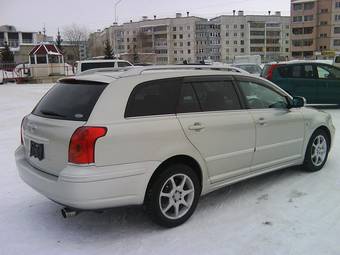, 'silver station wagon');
15,66,335,227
